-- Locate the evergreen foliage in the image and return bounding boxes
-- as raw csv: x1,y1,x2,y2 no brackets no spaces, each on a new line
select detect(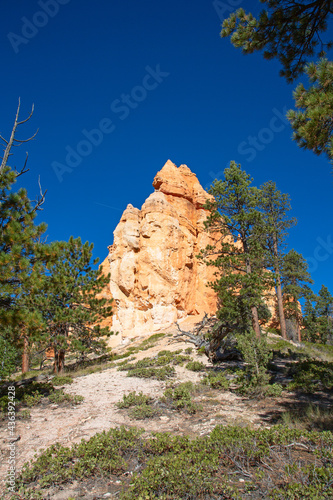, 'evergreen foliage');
0,104,113,374
0,103,50,372
236,331,272,393
259,181,296,339
281,249,313,341
0,169,47,330
220,1,333,167
287,58,333,163
303,295,318,341
201,161,273,338
304,285,333,343
221,0,333,82
29,236,114,373
0,333,19,380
